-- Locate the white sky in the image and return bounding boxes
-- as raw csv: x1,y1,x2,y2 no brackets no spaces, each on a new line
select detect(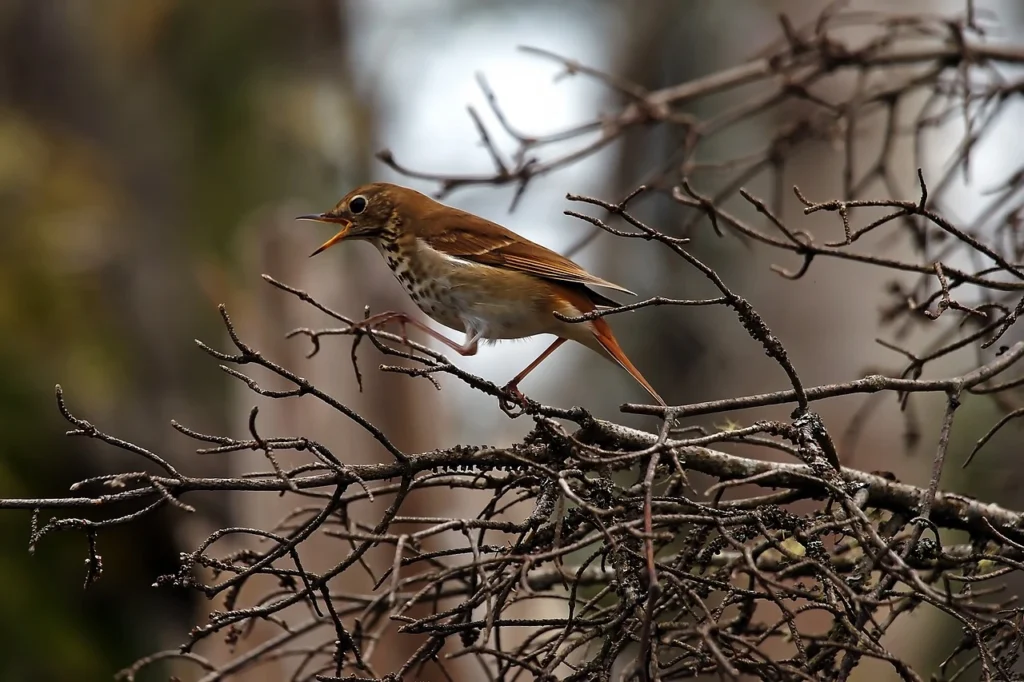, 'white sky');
345,1,620,438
